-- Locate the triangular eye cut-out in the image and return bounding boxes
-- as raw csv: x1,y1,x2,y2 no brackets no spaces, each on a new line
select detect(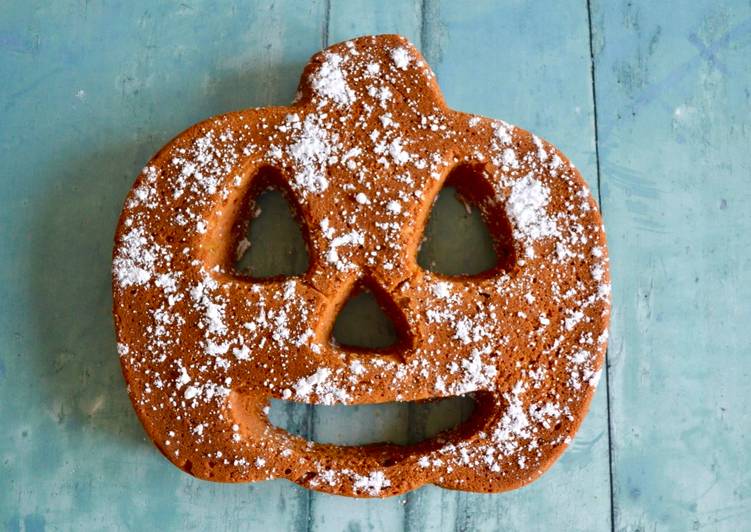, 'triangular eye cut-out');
417,163,515,276
330,281,409,352
234,168,309,279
